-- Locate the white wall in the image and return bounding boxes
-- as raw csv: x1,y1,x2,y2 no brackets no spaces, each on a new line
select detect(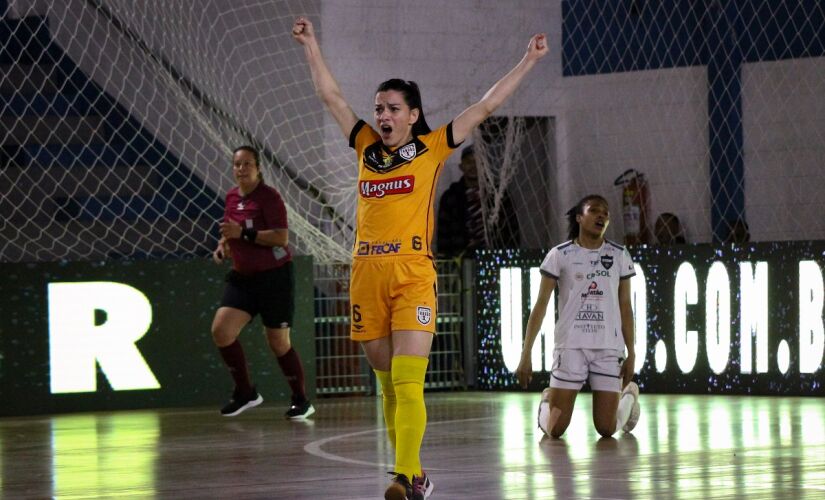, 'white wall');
742,56,825,242
557,66,712,243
